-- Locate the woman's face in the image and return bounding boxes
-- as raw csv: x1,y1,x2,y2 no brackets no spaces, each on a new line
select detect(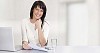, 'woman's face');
33,6,43,20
